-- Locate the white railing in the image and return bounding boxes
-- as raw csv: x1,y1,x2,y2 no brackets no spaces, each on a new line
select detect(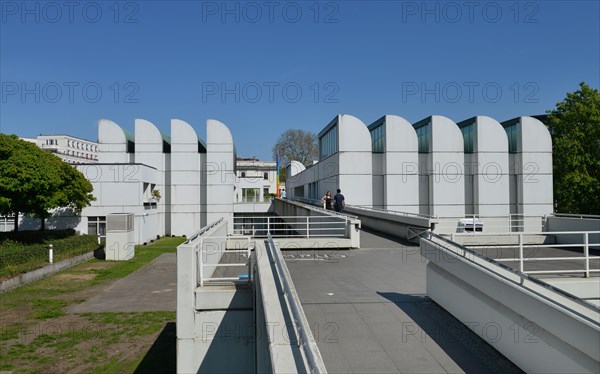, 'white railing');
232,215,348,238
451,231,600,277
347,205,433,220
434,214,545,233
195,236,254,287
263,234,328,373
552,213,600,219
